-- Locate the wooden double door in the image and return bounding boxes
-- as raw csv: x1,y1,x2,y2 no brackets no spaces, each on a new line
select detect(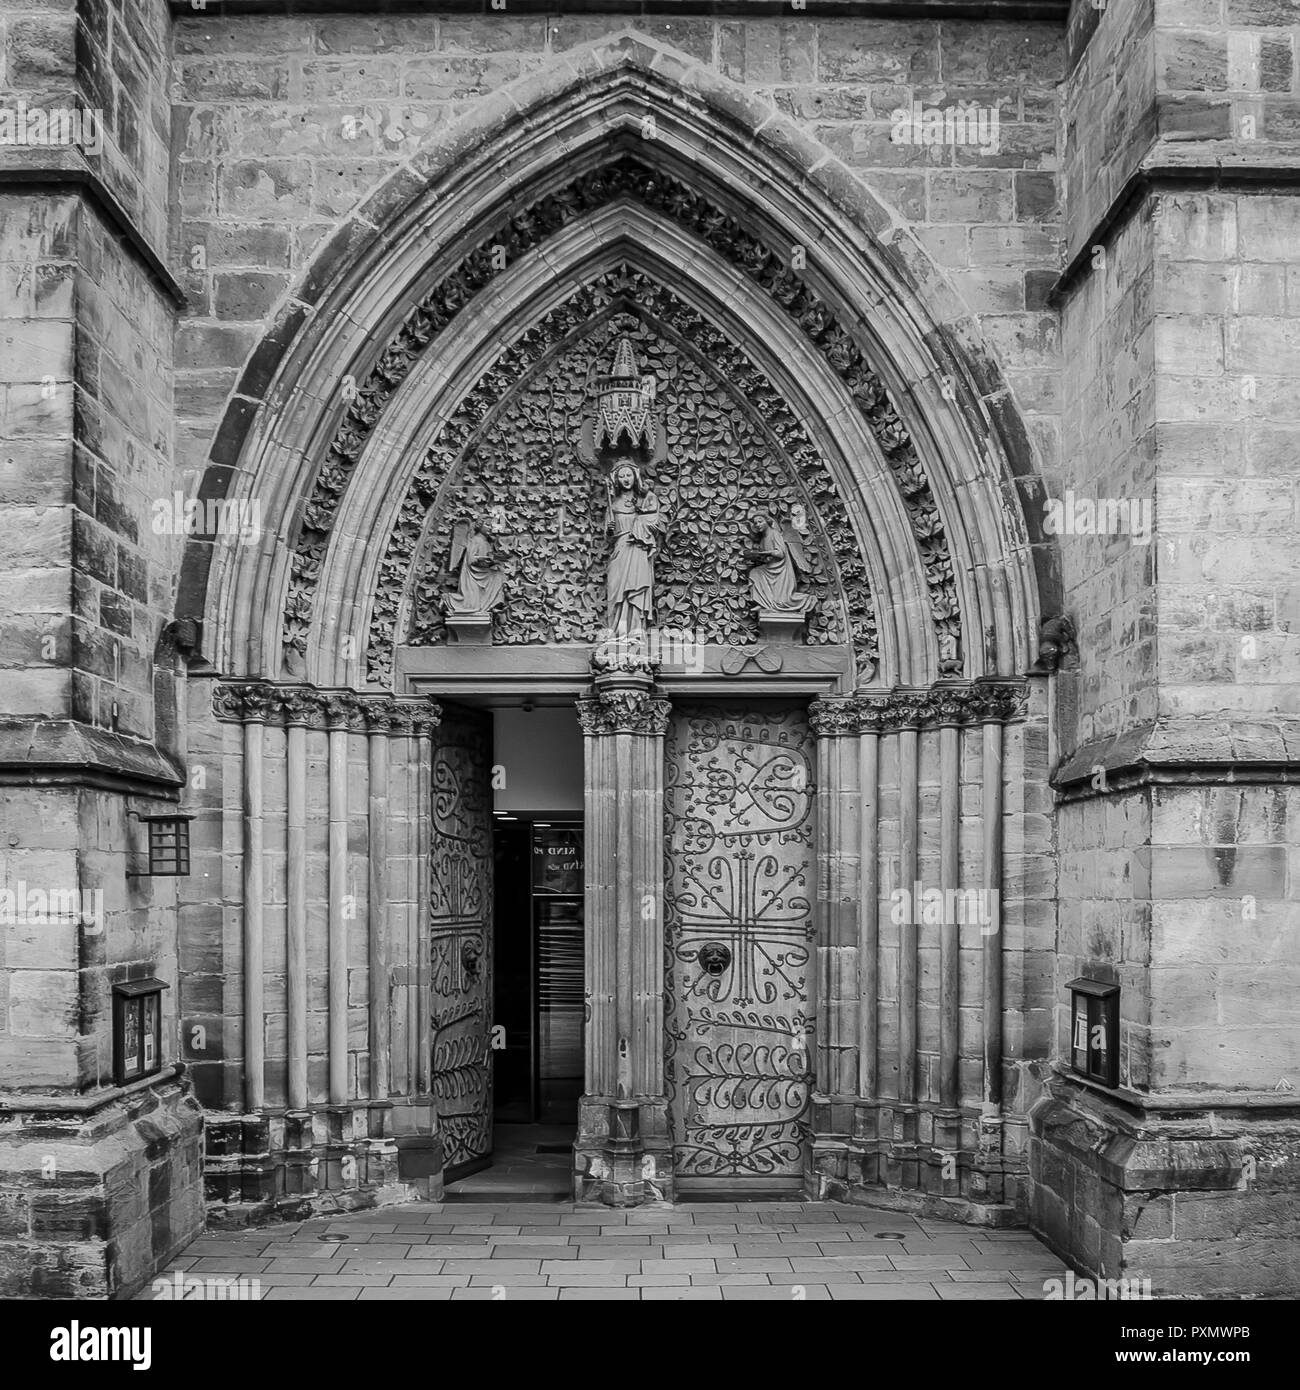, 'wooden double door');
427,699,816,1192
663,701,816,1193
